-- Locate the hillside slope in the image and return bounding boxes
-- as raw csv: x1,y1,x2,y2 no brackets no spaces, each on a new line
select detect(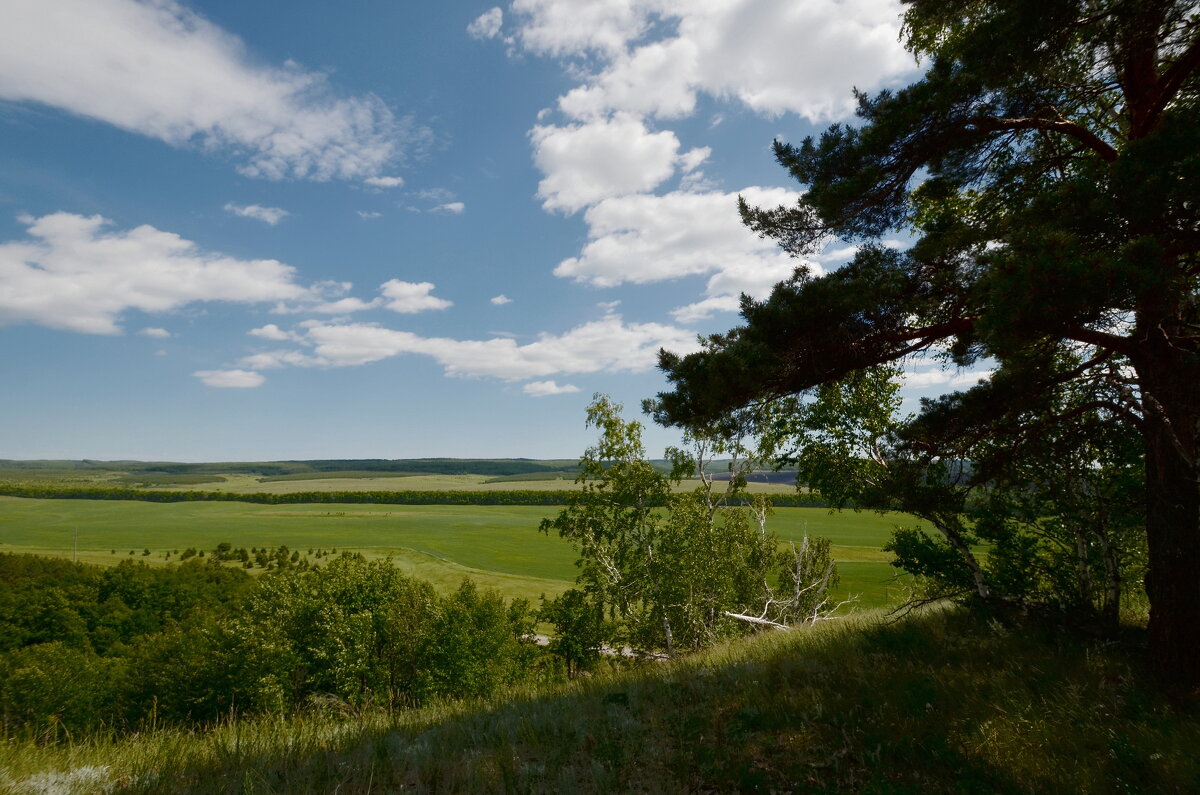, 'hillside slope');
3,607,1195,793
